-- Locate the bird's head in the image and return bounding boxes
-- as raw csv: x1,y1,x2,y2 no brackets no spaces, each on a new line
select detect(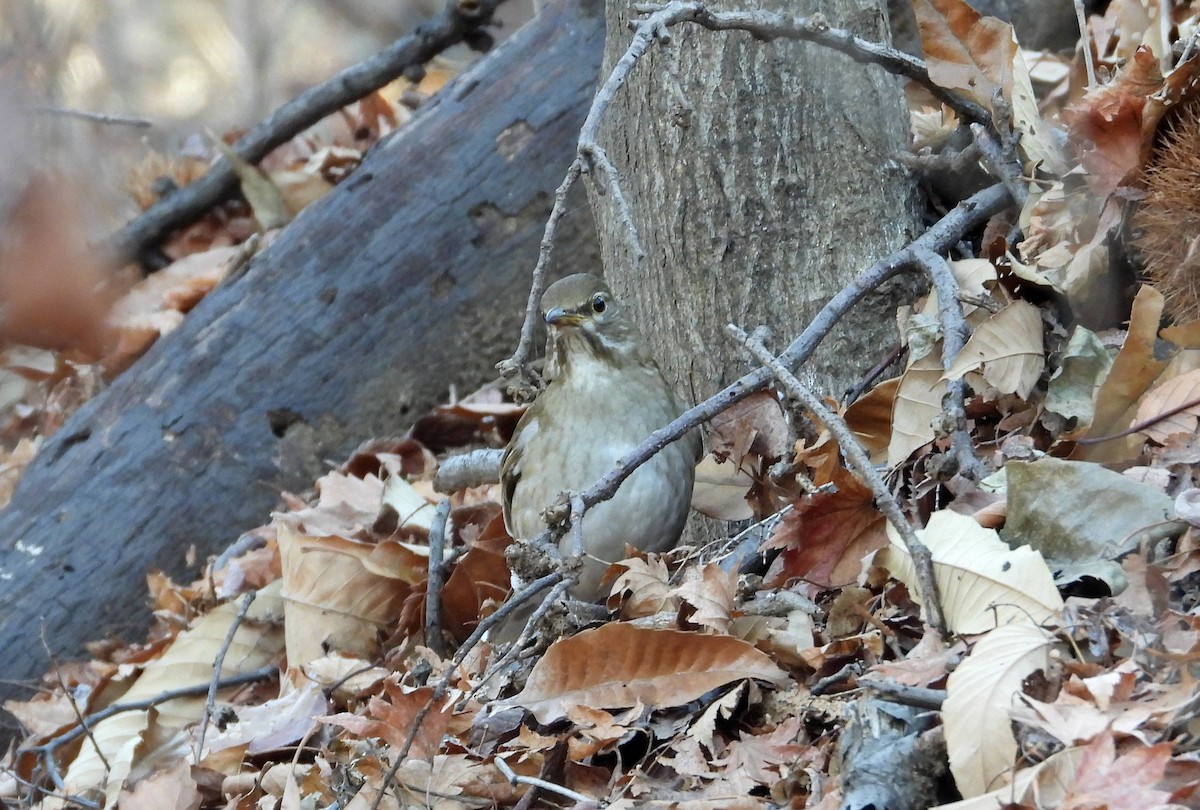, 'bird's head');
539,273,646,373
